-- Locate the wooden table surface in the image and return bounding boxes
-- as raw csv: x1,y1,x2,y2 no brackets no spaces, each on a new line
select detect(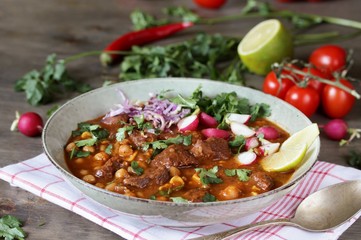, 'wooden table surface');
1,0,360,239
